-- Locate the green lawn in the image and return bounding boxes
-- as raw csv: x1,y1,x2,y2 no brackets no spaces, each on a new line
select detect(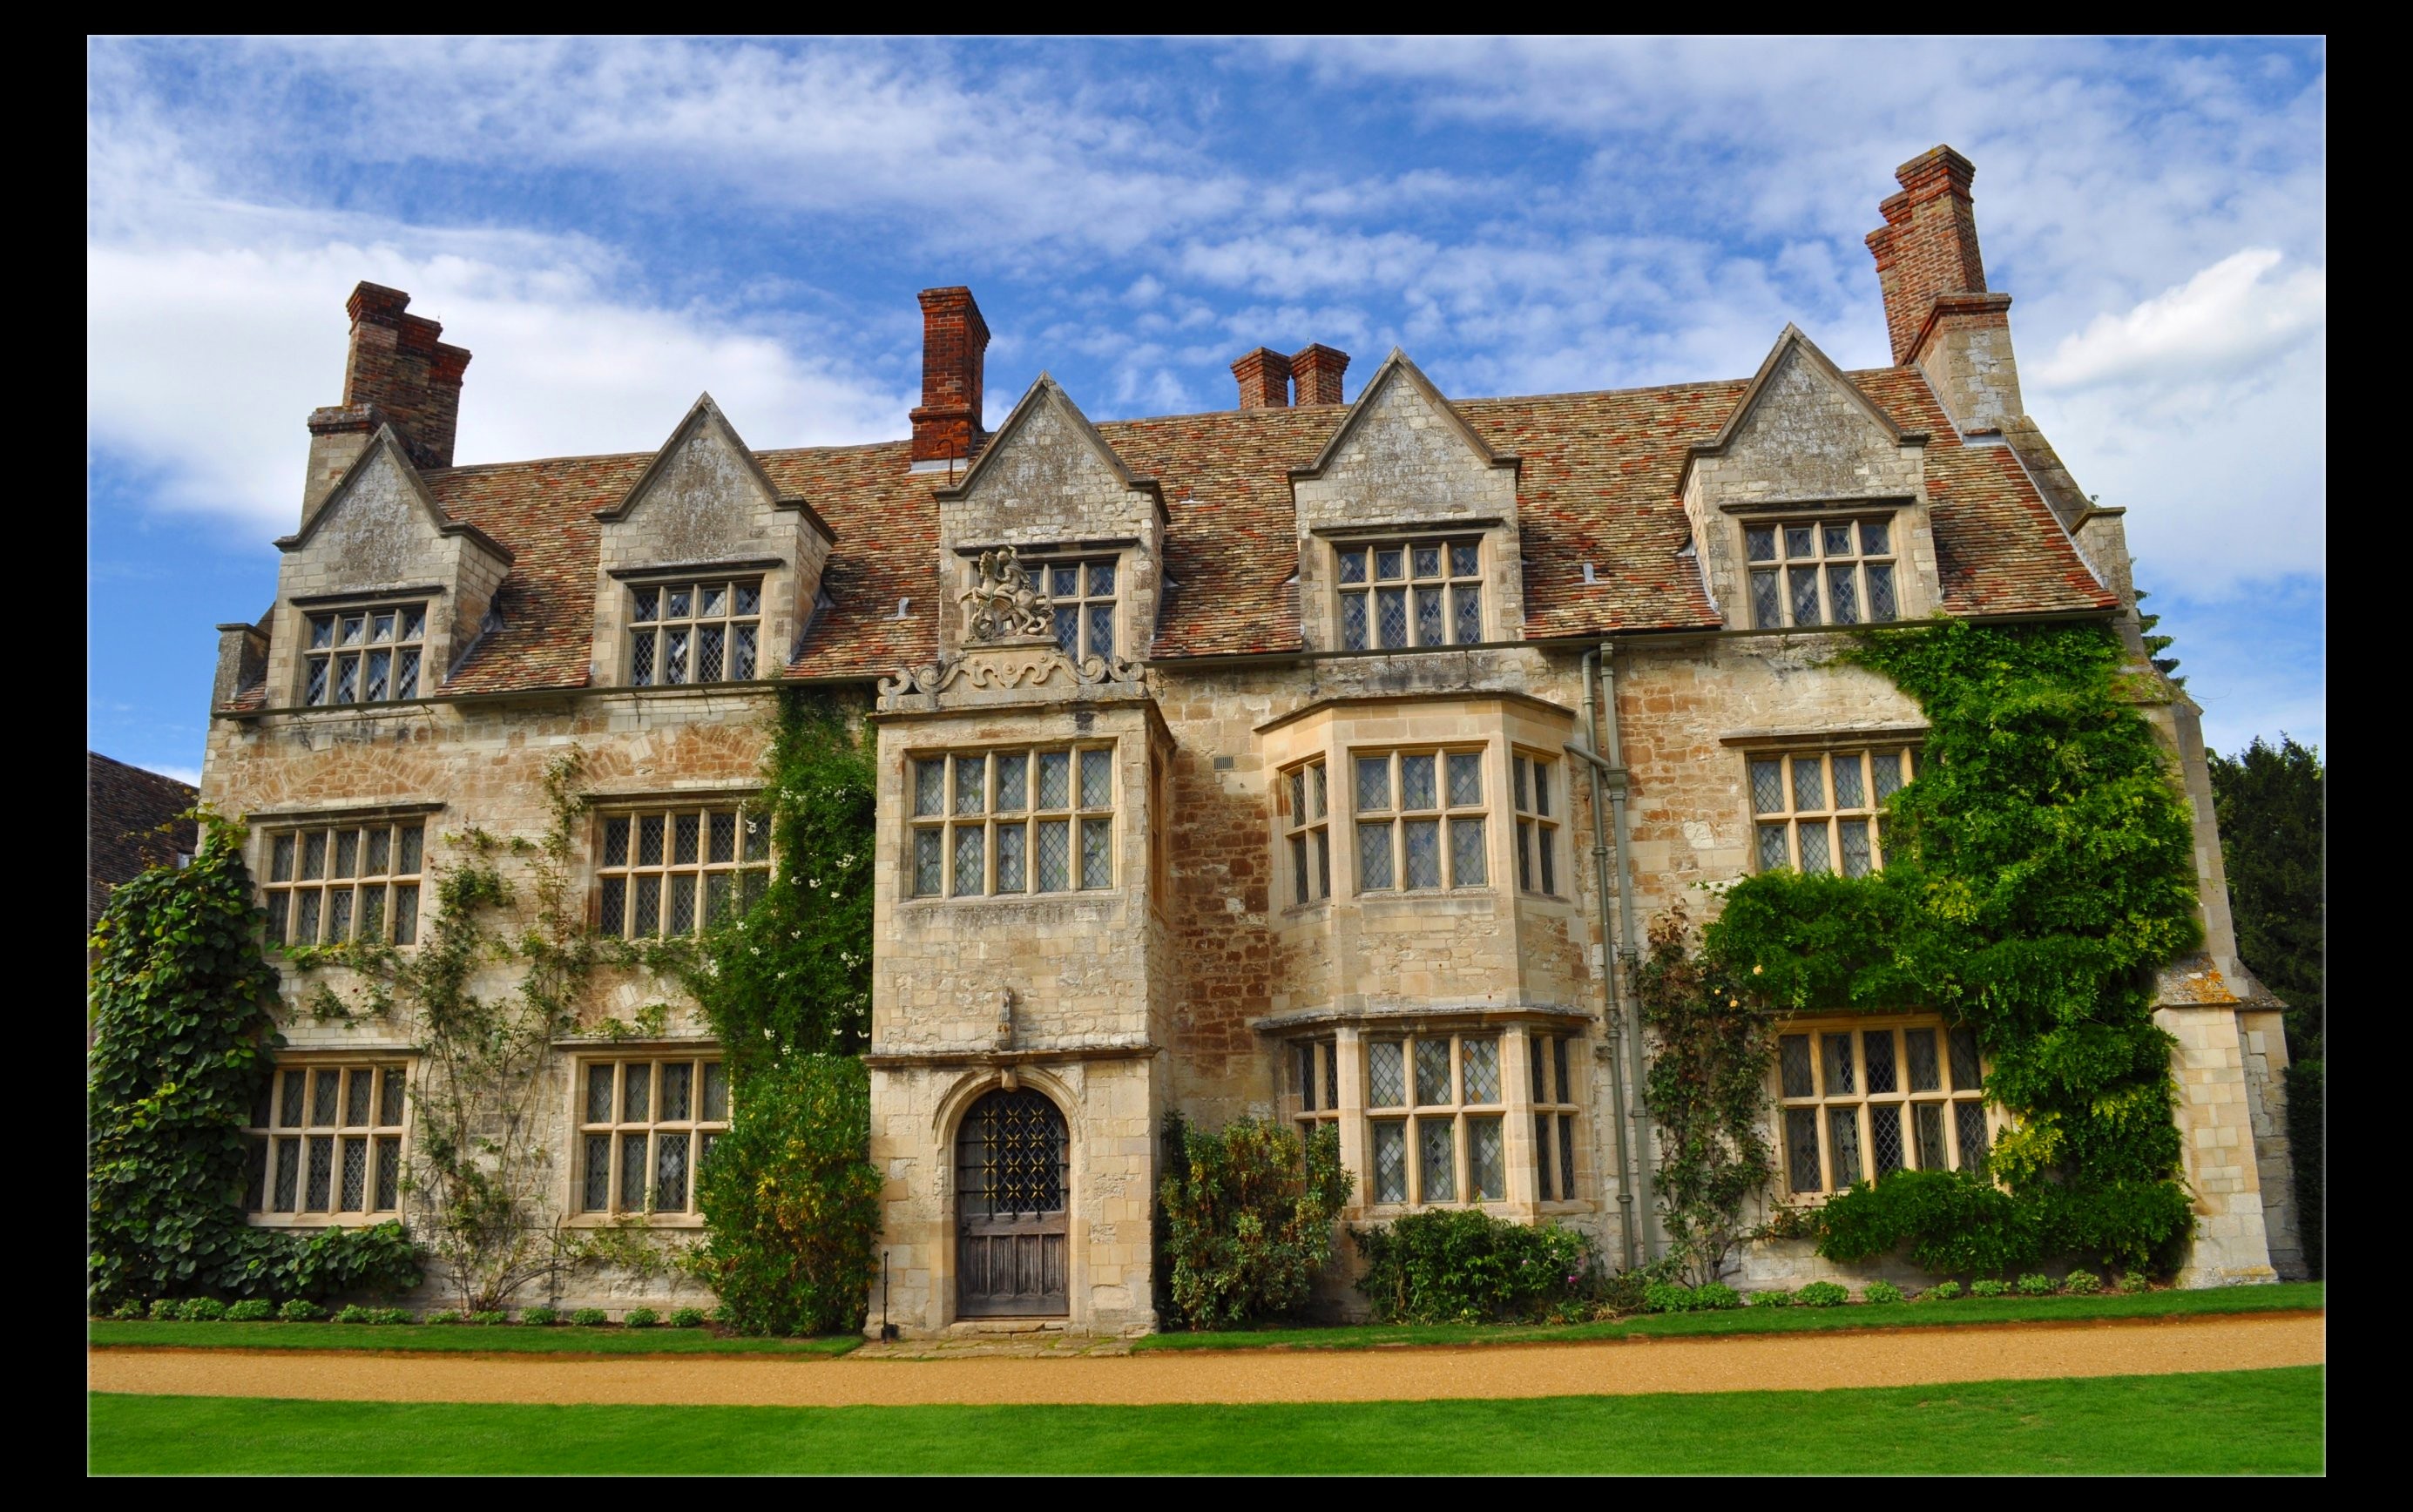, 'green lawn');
88,1367,2323,1475
86,1320,860,1357
1132,1280,2327,1353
